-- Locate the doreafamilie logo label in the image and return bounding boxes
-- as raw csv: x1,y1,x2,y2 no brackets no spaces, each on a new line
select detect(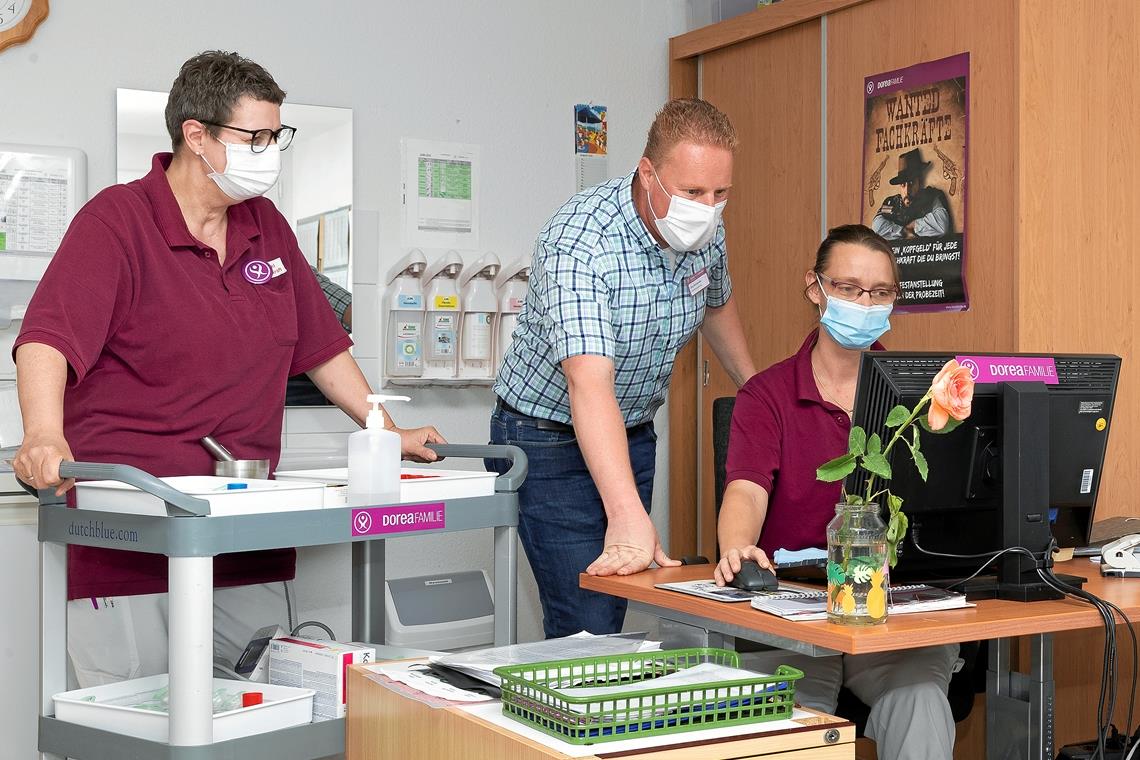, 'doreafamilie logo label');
350,503,445,536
